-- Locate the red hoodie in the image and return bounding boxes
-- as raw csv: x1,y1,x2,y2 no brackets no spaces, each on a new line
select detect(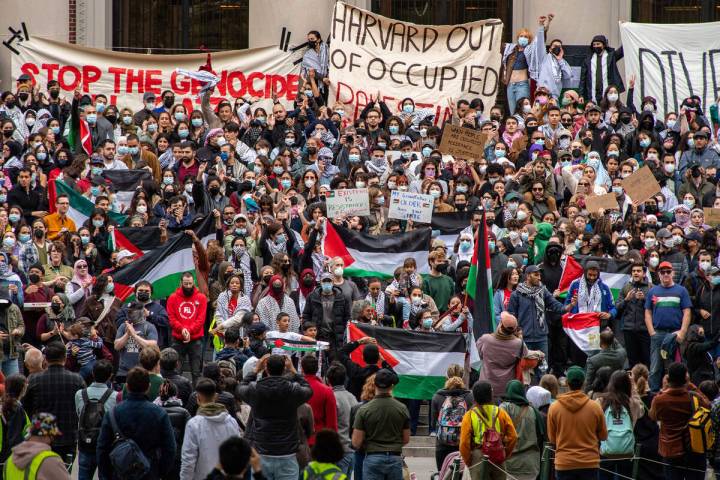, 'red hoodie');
167,286,207,341
303,374,338,445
